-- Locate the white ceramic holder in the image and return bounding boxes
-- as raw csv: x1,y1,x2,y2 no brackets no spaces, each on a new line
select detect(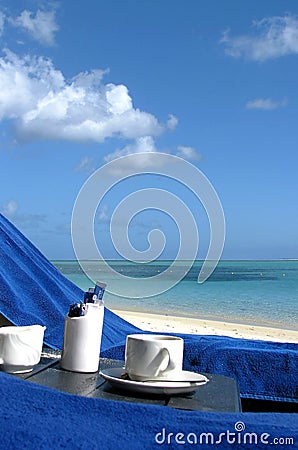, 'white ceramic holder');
60,302,104,373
